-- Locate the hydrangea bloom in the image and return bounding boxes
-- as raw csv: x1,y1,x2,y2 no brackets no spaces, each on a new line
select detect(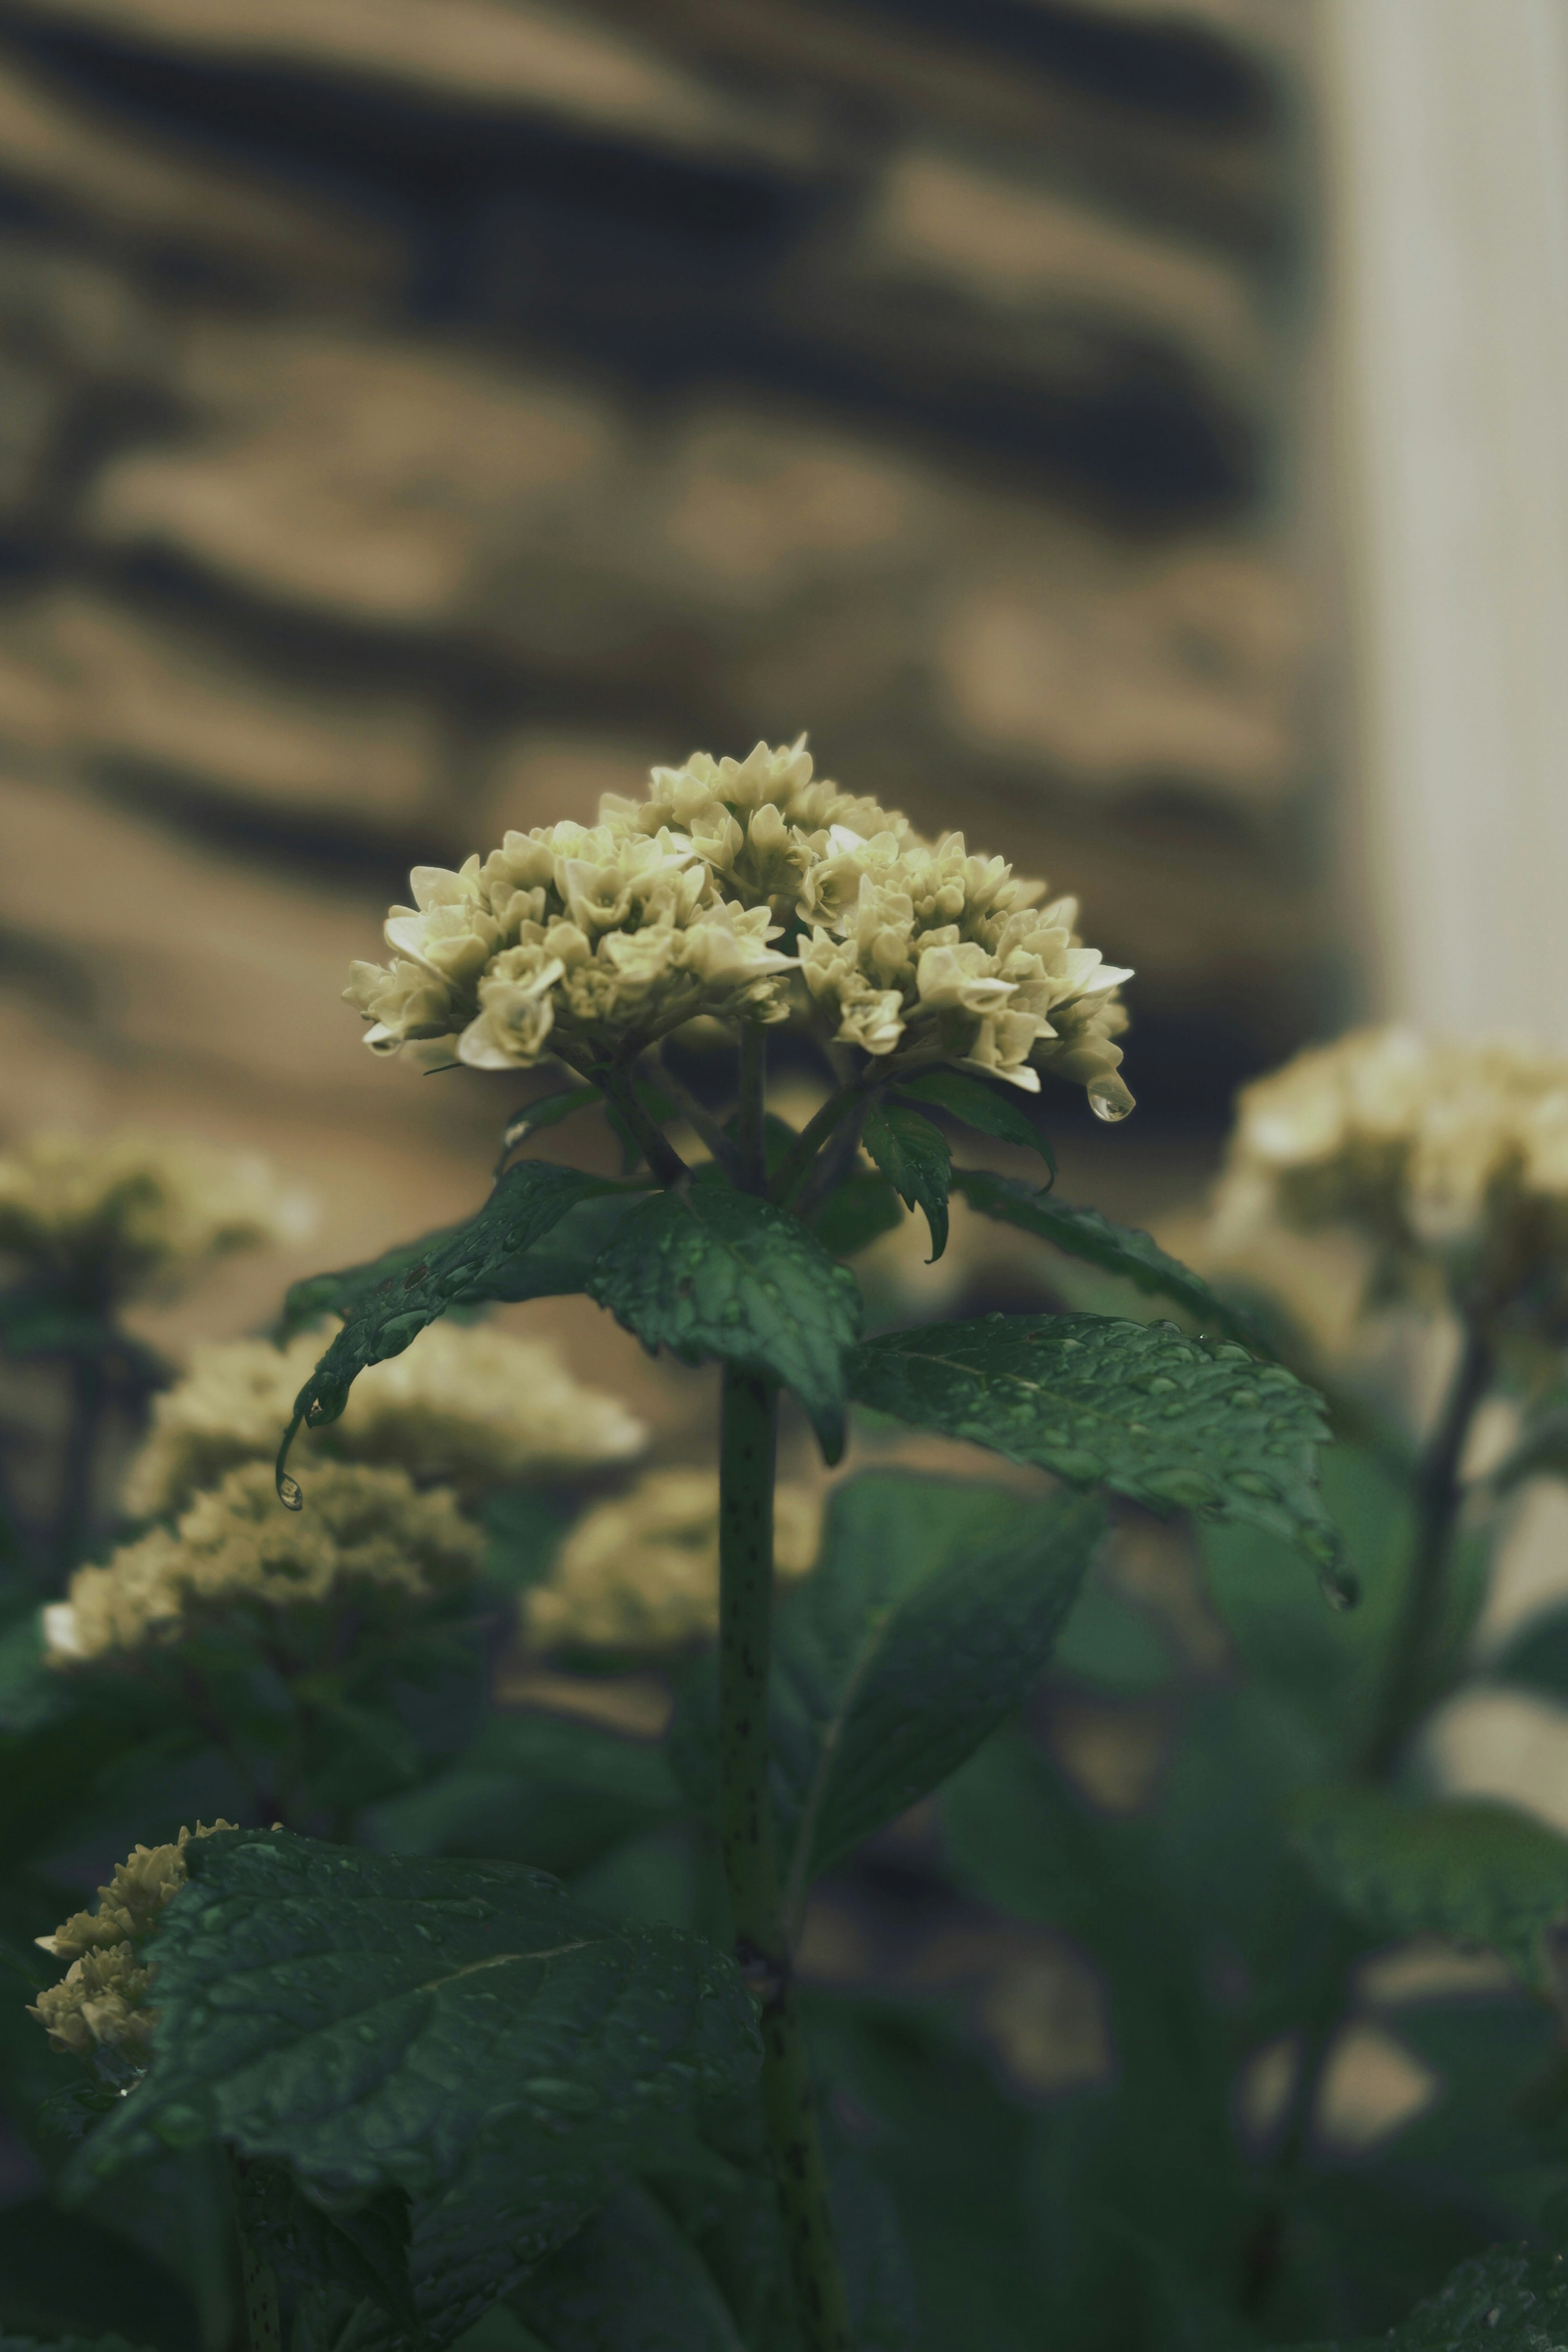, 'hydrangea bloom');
347,738,1132,1111
45,1461,482,1666
124,1323,646,1519
29,1821,232,2060
525,1466,821,1651
0,1130,307,1298
1209,1028,1568,1312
